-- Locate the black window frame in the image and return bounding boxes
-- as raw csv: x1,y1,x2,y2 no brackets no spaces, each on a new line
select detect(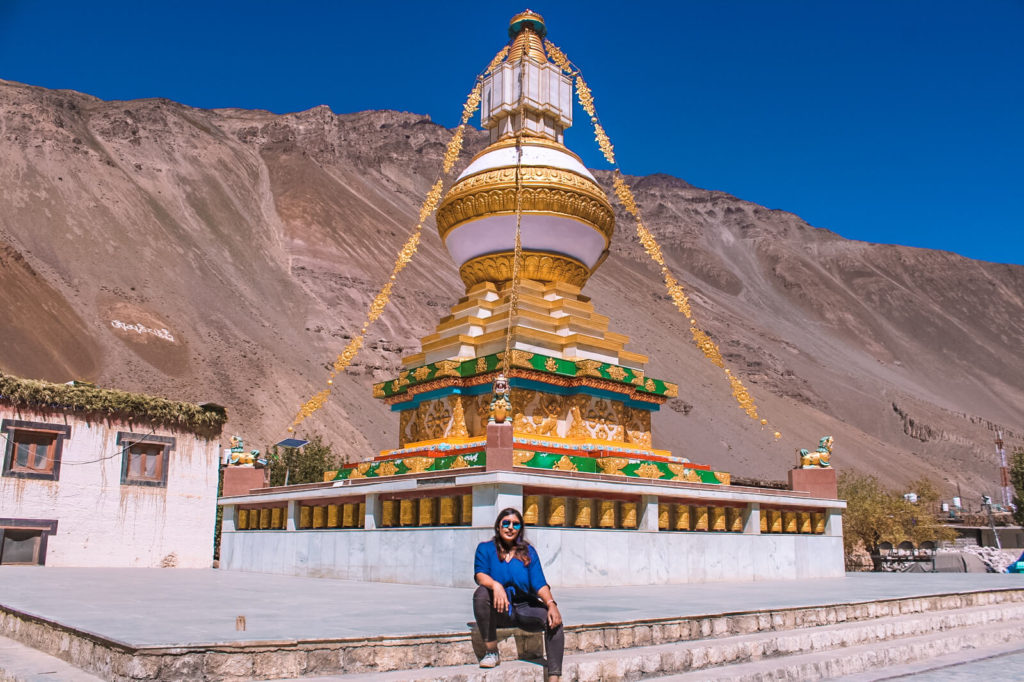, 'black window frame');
117,432,175,488
0,518,58,565
1,419,71,481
